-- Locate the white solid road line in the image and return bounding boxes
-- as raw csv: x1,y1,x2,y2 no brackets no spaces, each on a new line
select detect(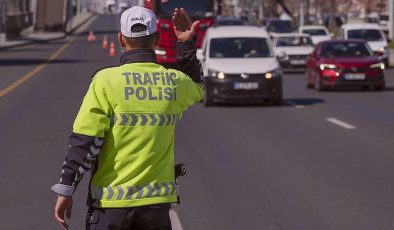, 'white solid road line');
170,210,184,230
326,117,356,130
285,100,305,109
